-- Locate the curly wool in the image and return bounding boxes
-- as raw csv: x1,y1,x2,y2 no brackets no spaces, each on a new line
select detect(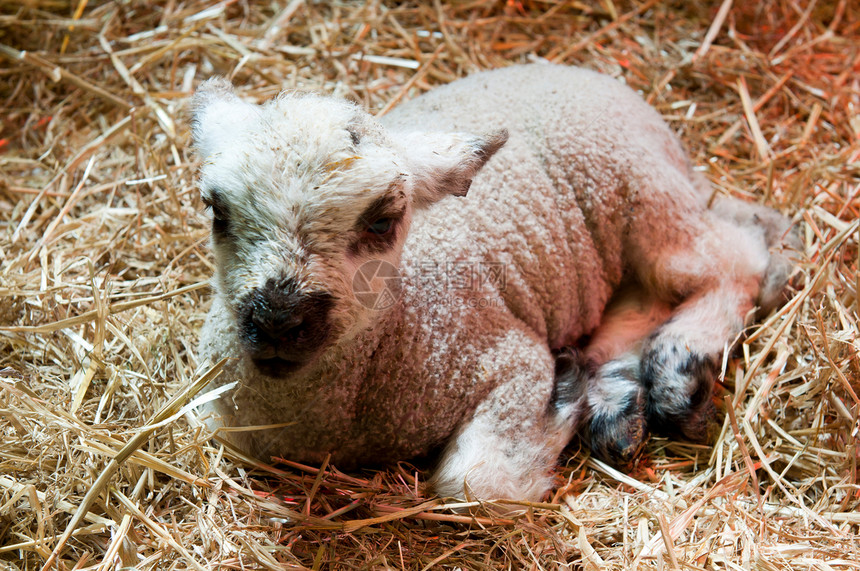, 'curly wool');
195,64,793,502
